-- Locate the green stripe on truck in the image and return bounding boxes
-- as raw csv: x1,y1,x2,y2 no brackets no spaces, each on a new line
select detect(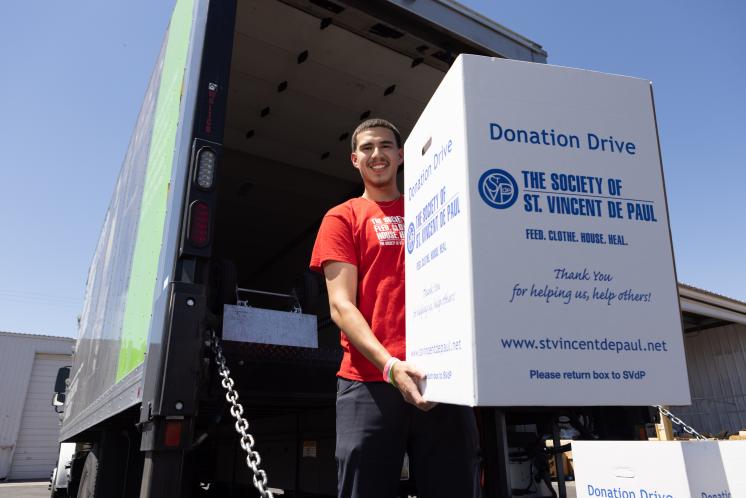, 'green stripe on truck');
116,0,195,381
